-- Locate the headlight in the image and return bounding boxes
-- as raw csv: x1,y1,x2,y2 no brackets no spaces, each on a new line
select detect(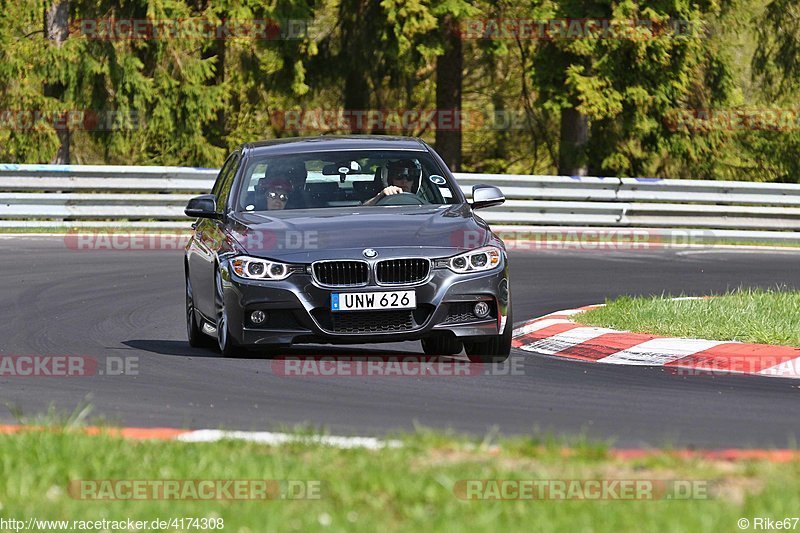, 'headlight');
445,246,501,273
231,255,293,280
